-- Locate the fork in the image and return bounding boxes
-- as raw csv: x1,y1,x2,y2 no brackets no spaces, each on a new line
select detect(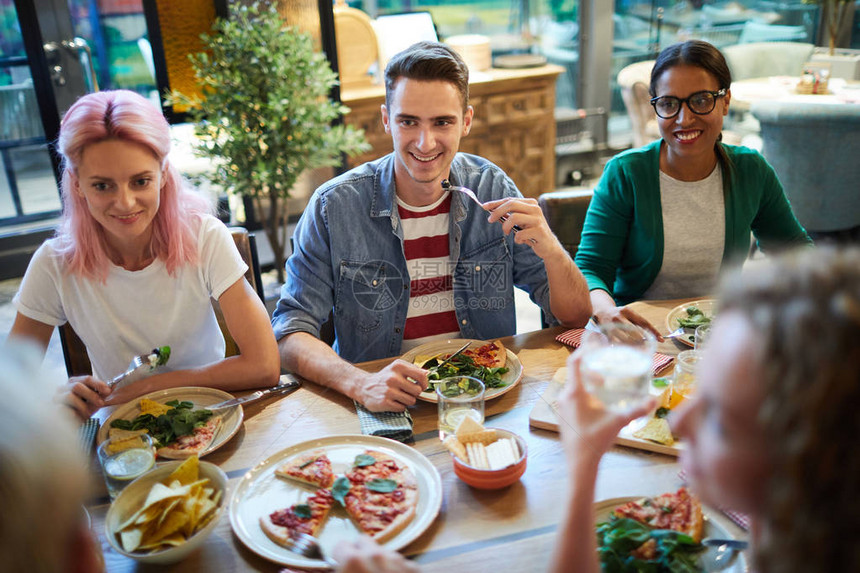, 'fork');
663,327,688,340
283,533,337,566
441,179,523,232
108,348,165,390
701,537,748,570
